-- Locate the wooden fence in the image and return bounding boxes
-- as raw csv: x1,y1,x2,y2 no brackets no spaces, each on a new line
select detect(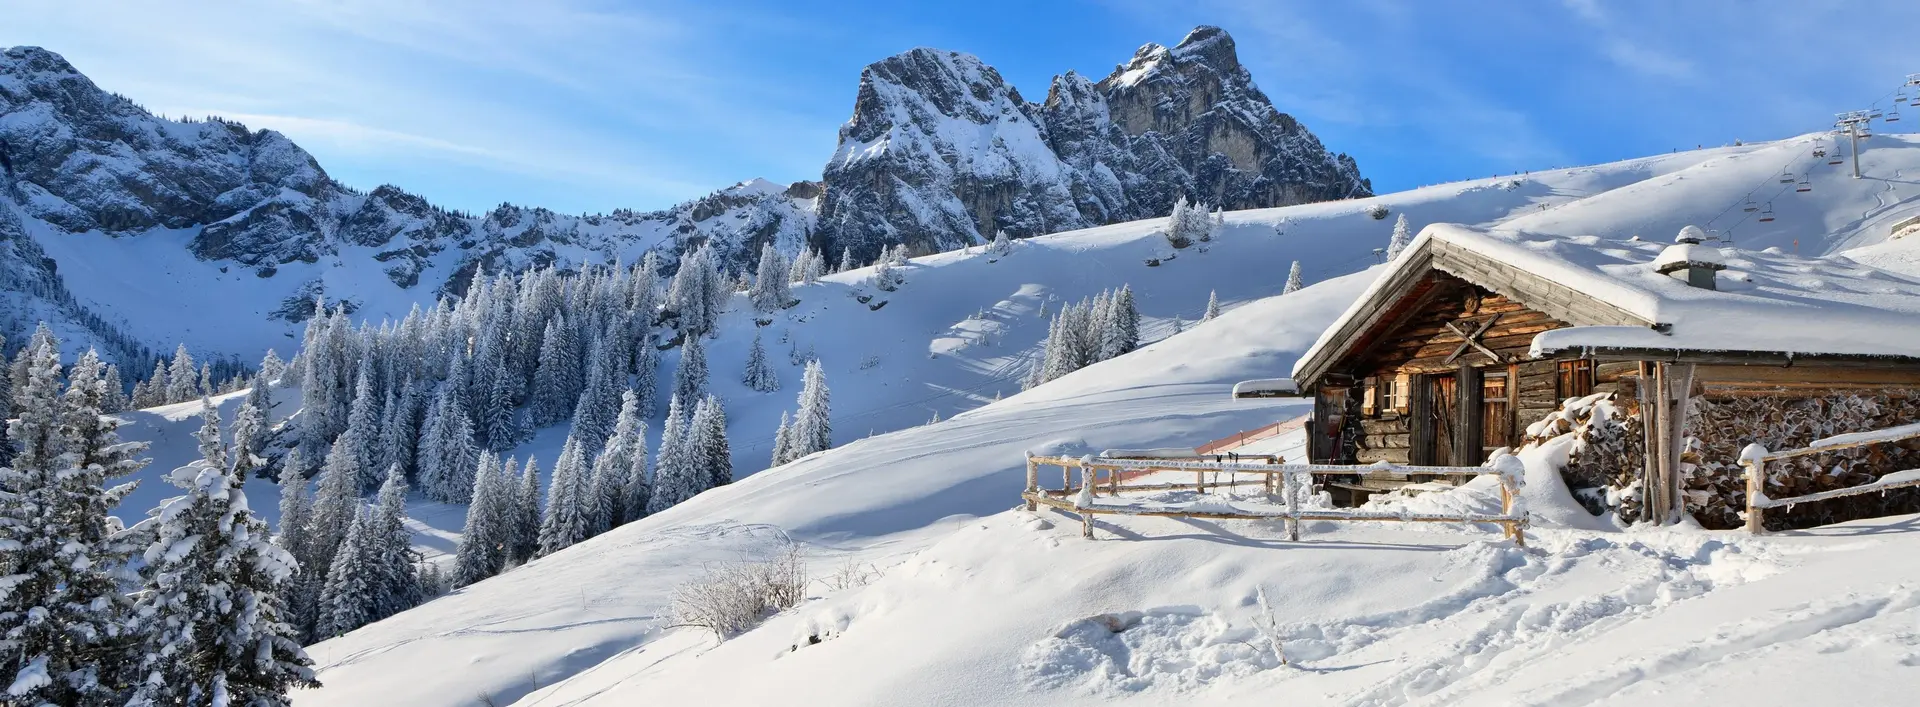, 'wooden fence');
1740,421,1920,532
1023,454,1527,545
